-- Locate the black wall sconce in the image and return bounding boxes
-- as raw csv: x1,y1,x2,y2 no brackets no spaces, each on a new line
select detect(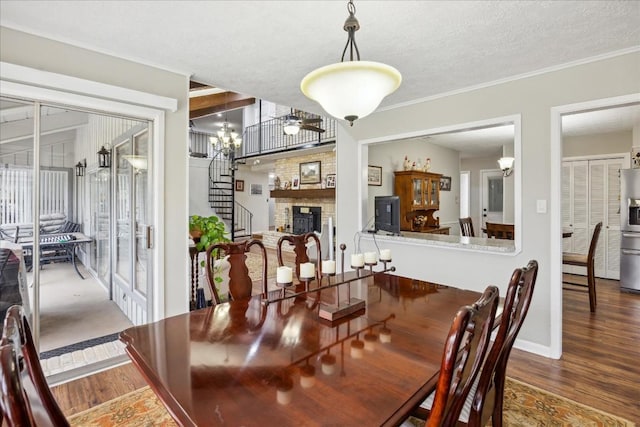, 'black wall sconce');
98,146,111,168
75,159,87,177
